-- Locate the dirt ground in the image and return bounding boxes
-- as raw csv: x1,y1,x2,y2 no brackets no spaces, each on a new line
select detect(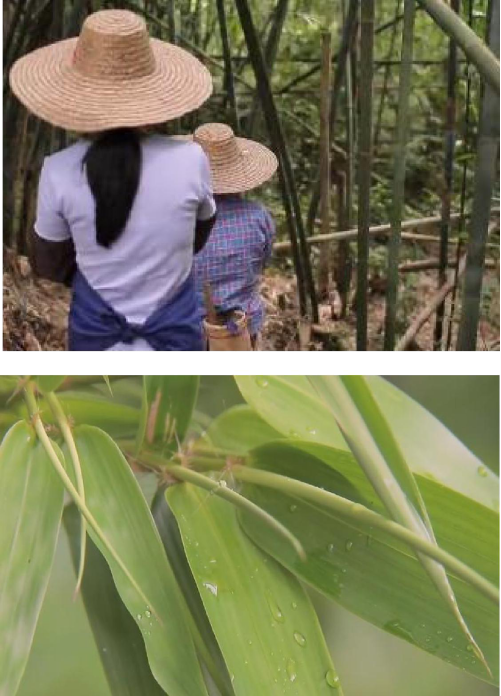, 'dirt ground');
3,252,499,351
